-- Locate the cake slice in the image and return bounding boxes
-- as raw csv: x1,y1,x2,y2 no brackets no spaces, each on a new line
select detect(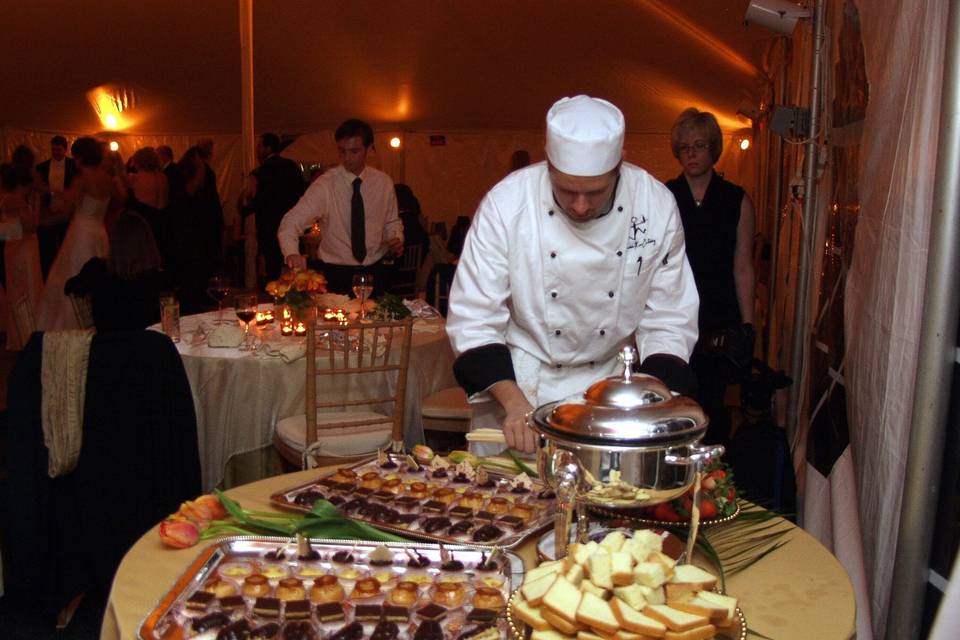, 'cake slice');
634,562,667,588
667,595,729,623
599,530,627,553
544,608,587,635
581,580,609,598
513,597,552,631
588,549,614,590
543,577,583,625
531,630,577,640
611,551,634,586
643,605,709,632
576,591,620,635
570,542,594,568
668,565,717,591
663,625,717,640
613,584,647,611
693,591,737,624
567,562,586,587
577,632,607,640
527,561,567,585
609,598,667,637
522,572,558,607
